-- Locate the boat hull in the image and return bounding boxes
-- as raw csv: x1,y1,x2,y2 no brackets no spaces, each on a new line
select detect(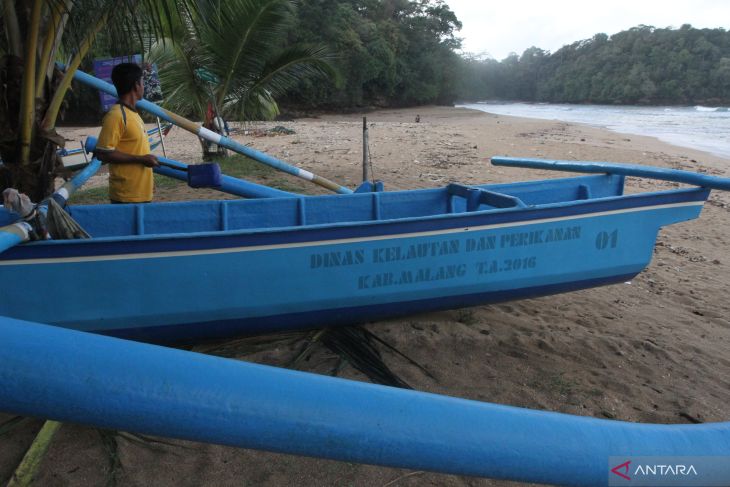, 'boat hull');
0,182,709,342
